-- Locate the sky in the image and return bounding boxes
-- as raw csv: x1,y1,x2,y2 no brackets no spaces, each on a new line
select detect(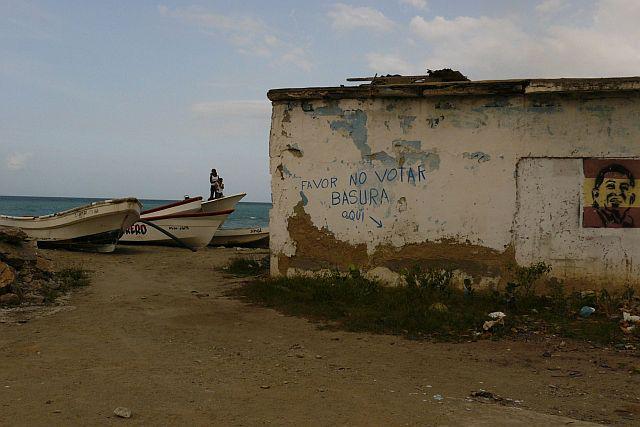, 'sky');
1,0,639,202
